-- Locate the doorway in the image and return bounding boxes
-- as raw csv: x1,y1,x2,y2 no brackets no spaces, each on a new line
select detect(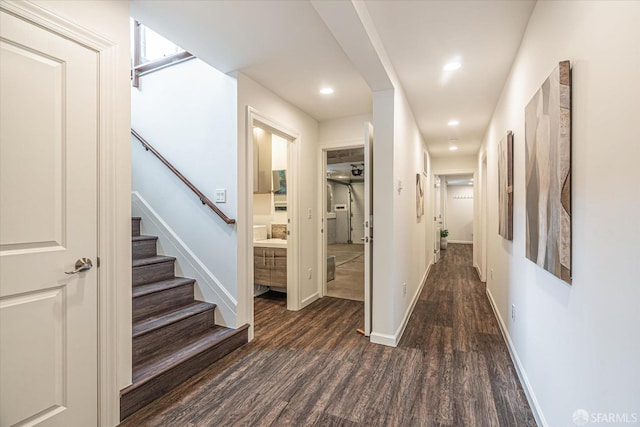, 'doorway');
245,108,299,338
324,147,366,301
319,122,373,336
433,170,476,260
479,155,488,281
